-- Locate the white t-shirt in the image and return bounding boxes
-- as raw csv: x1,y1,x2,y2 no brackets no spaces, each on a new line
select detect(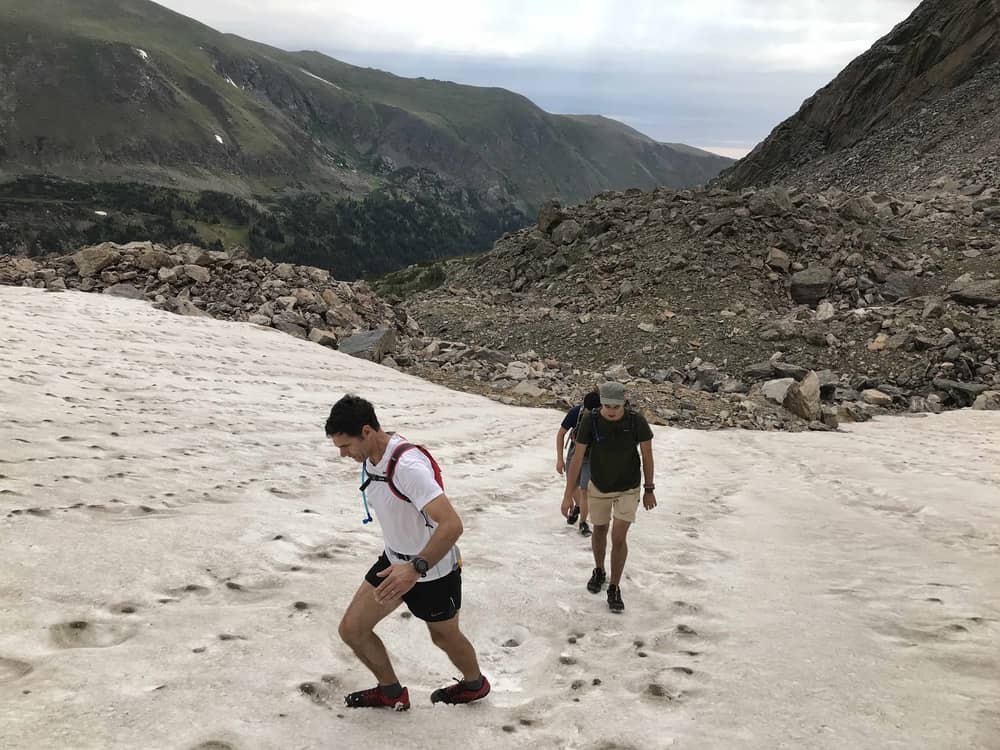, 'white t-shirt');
364,434,460,582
